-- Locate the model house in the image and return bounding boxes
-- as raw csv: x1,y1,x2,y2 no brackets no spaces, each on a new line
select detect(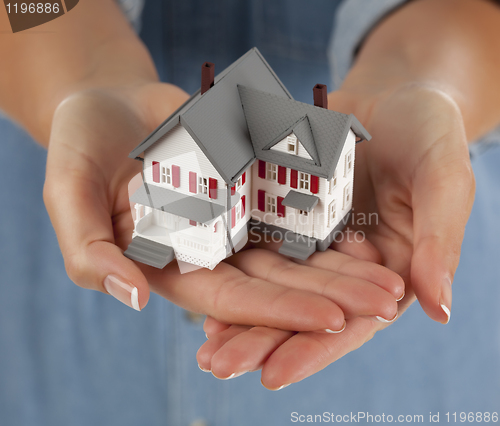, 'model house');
124,48,371,270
